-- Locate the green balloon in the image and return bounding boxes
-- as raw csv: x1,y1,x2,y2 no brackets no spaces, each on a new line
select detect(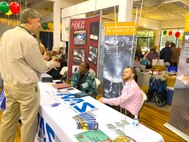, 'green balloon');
42,23,47,30
163,30,167,35
0,1,9,13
